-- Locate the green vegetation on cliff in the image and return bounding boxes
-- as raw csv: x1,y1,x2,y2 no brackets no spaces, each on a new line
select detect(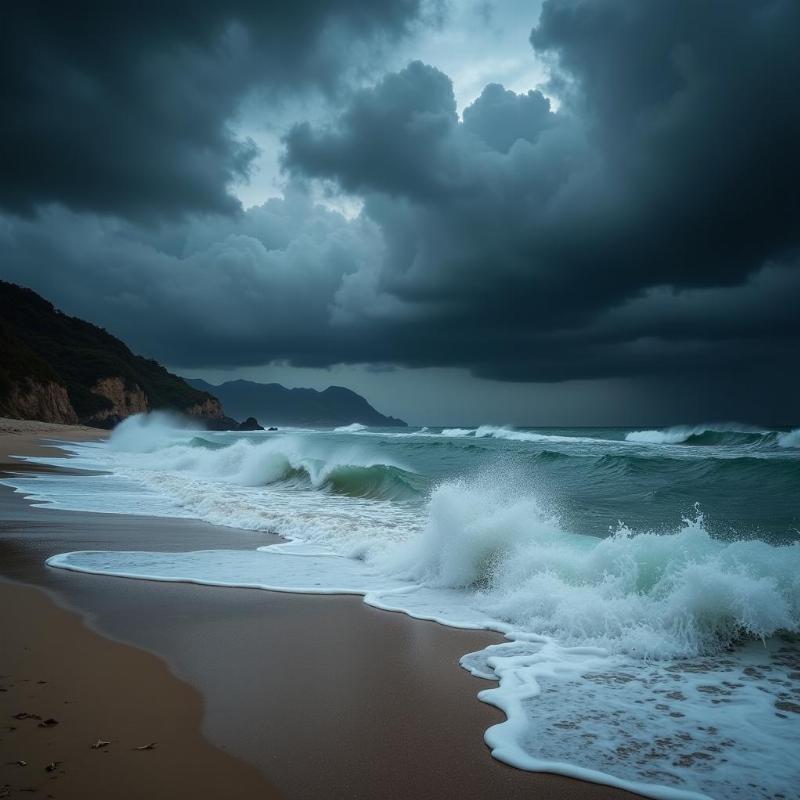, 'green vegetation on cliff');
0,281,219,425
